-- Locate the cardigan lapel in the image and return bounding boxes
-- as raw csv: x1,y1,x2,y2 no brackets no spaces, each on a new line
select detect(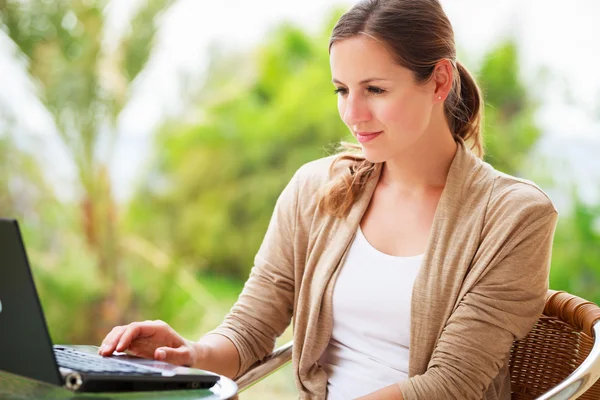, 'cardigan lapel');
296,163,382,392
408,139,493,376
318,163,384,342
